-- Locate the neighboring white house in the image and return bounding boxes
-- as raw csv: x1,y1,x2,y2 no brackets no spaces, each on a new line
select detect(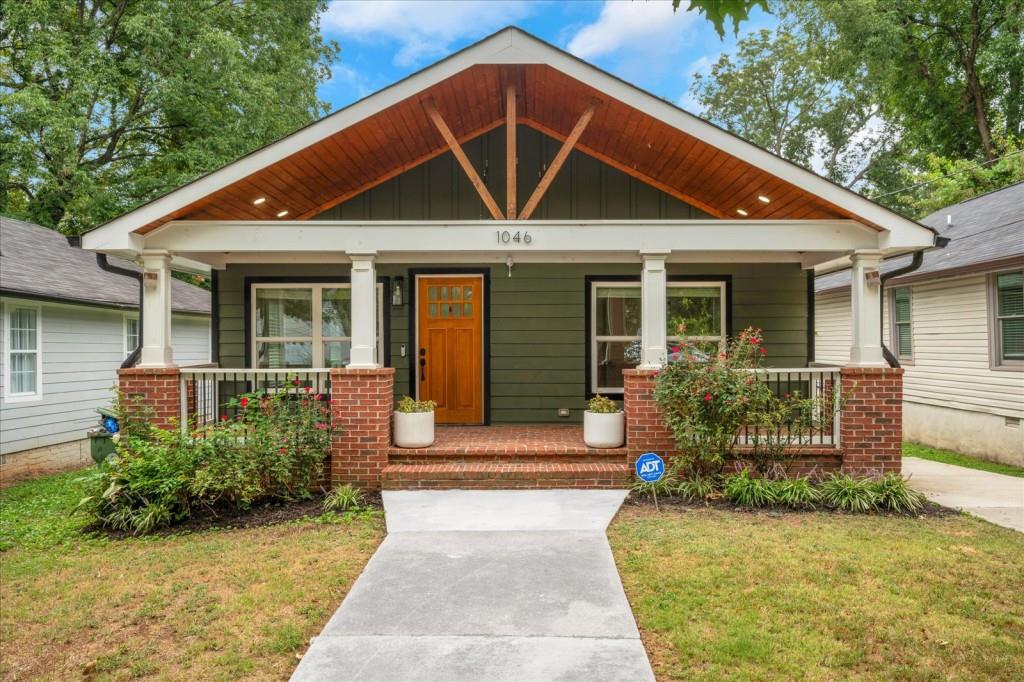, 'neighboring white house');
0,216,211,482
815,183,1024,466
